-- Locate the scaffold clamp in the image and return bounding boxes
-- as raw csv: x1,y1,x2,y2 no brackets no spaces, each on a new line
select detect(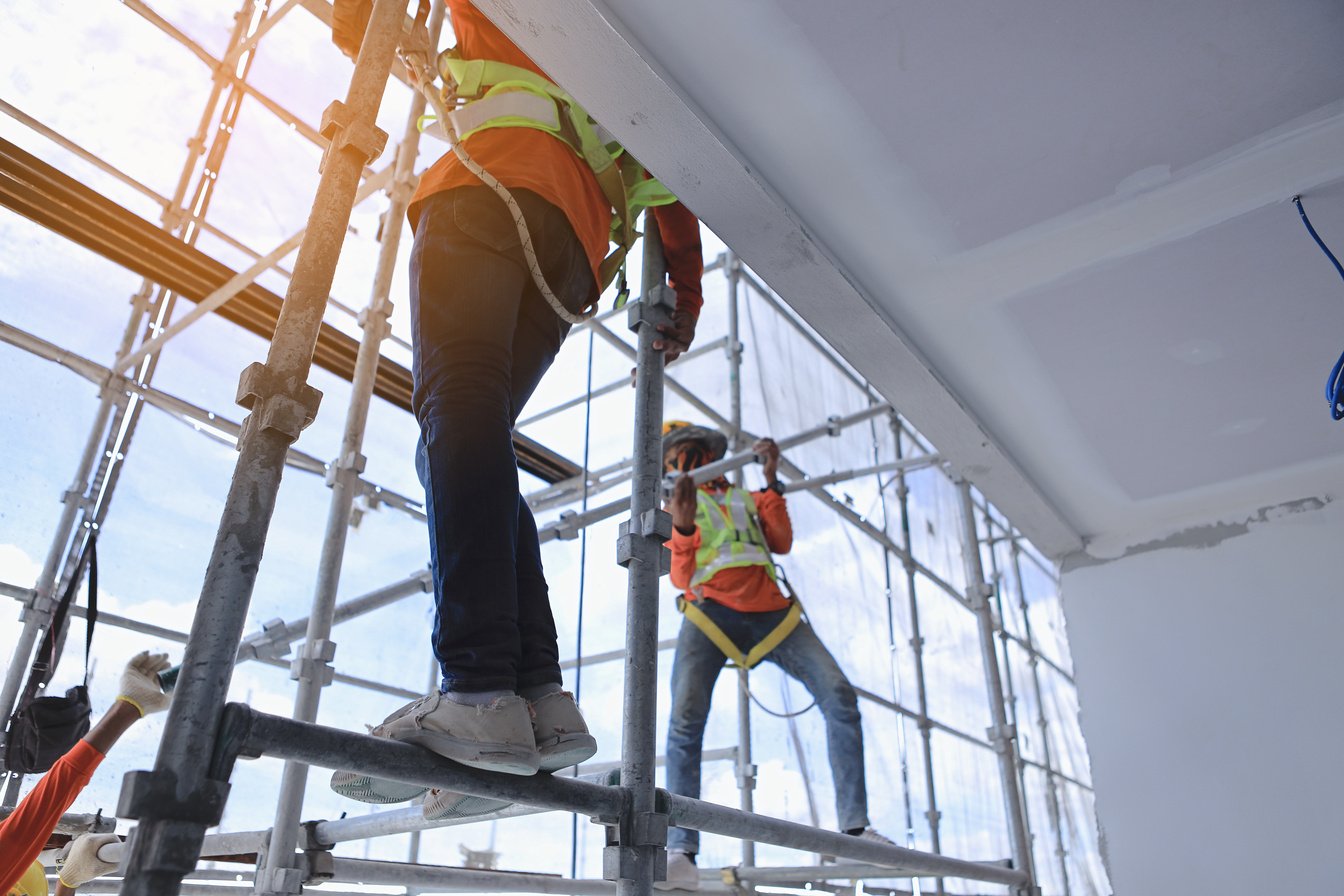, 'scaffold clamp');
616,509,673,573
118,769,231,827
290,638,337,686
236,362,323,444
627,283,675,332
318,100,388,173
